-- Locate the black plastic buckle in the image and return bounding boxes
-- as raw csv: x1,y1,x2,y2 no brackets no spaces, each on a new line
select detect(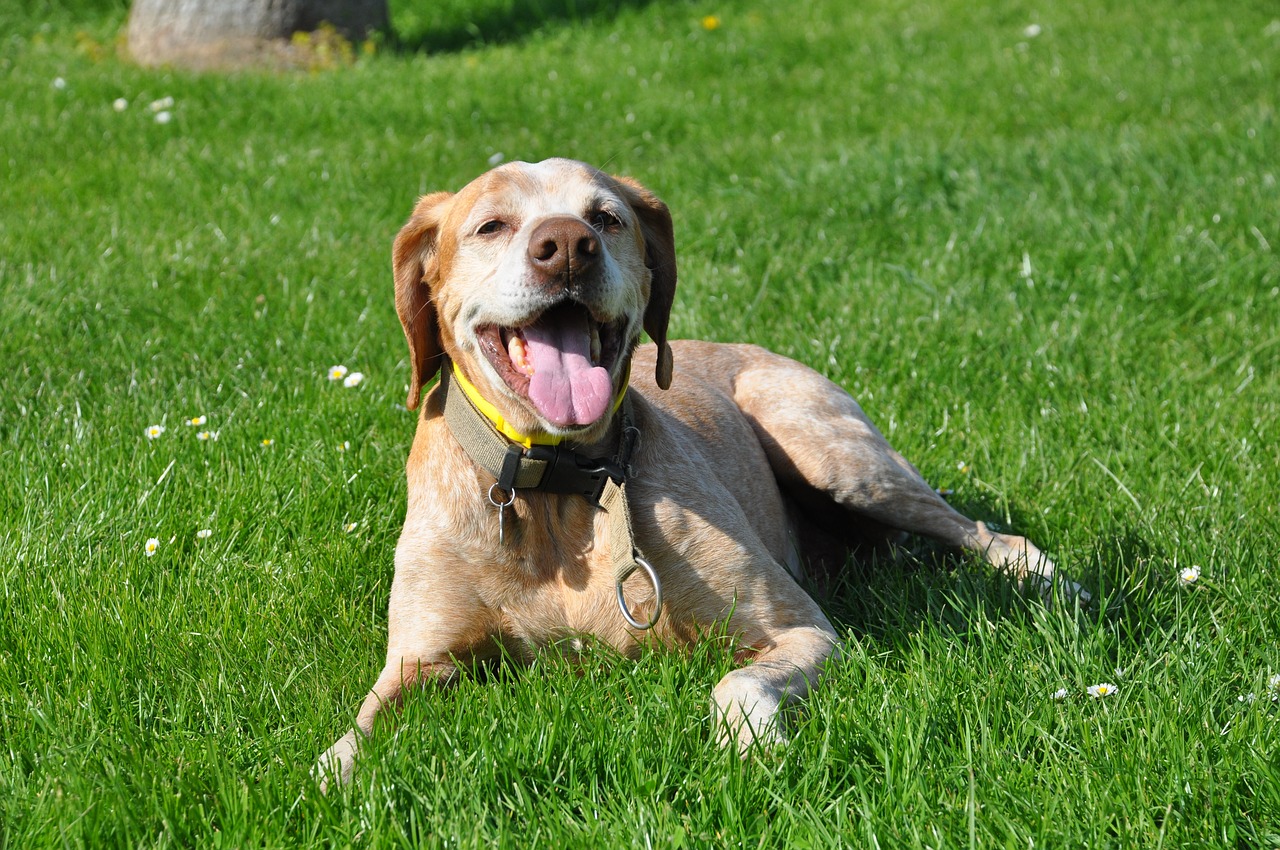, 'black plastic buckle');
525,445,626,503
